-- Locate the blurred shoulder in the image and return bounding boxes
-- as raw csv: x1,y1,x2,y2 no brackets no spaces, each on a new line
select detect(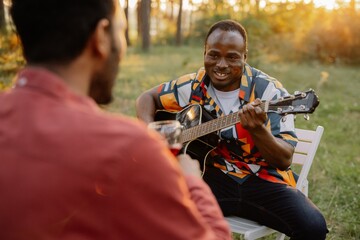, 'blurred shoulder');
91,111,151,140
